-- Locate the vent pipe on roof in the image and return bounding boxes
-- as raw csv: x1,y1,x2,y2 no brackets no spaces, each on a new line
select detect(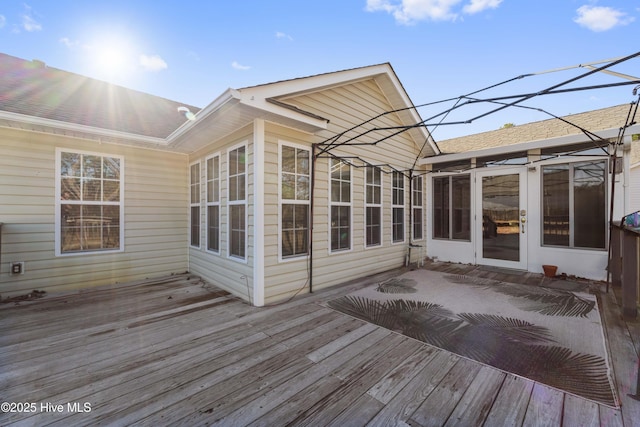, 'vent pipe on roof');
32,59,46,68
